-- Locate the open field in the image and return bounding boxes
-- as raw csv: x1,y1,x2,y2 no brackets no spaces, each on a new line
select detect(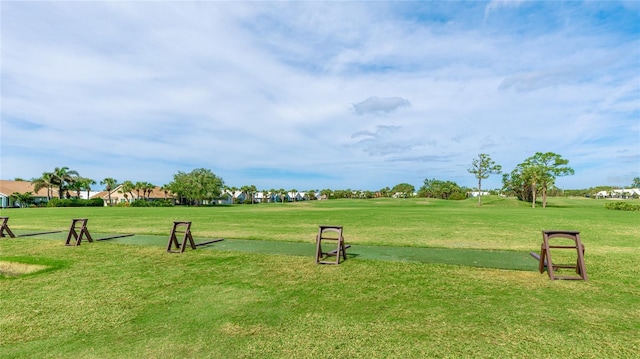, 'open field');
1,196,638,358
